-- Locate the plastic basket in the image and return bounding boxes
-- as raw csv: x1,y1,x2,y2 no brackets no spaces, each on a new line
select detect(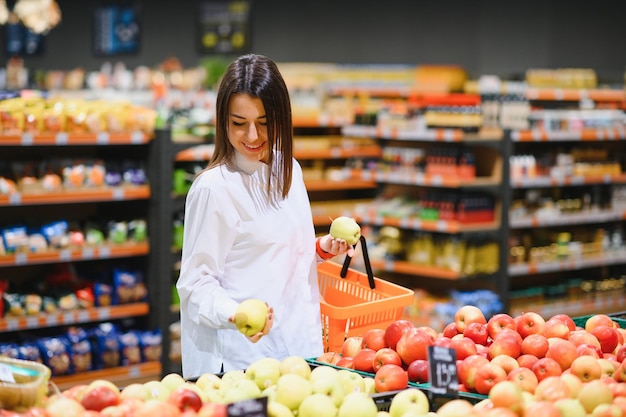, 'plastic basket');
318,237,414,353
0,356,51,411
